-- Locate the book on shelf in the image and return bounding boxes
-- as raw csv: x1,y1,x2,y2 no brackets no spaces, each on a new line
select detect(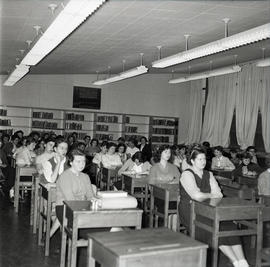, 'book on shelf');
125,116,130,123
125,126,138,133
32,112,54,119
0,109,7,116
152,119,176,126
64,131,87,140
152,128,175,135
96,124,109,131
0,119,11,126
95,133,114,141
124,134,144,141
32,120,58,129
97,115,118,123
65,113,84,121
65,122,83,130
0,129,13,135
